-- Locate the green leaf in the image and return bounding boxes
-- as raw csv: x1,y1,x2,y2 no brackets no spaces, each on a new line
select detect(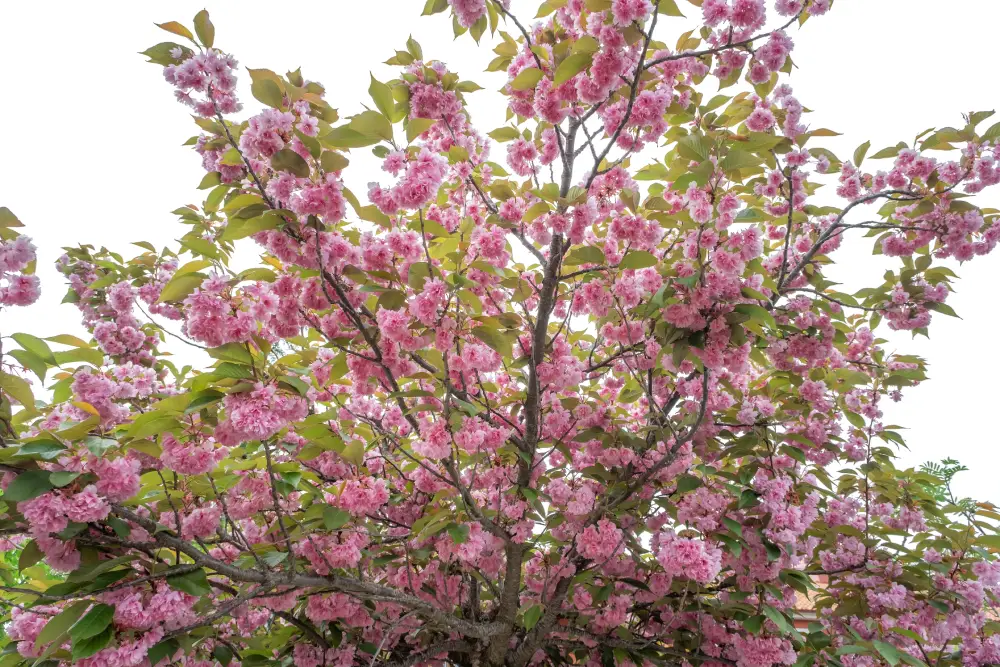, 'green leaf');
325,125,378,148
523,604,544,630
19,539,44,571
733,303,777,330
853,140,871,167
341,439,365,466
50,471,82,488
208,342,254,364
721,150,762,173
471,326,514,357
722,517,743,537
261,550,288,567
9,348,46,382
193,9,215,47
564,245,606,266
743,615,764,634
175,259,213,276
129,414,182,440
34,600,90,650
406,117,436,143
350,110,393,142
71,626,113,660
511,67,544,91
213,645,235,666
554,53,592,85
763,605,794,635
619,250,657,270
251,78,284,108
149,639,181,666
239,267,278,282
837,645,868,656
870,145,903,160
45,334,93,348
676,474,701,493
873,640,901,667
321,151,349,173
736,489,758,510
844,410,866,429
168,568,211,596
178,236,219,260
185,390,224,414
158,272,206,302
489,127,521,142
657,0,685,15
222,214,281,241
155,21,194,41
4,470,55,502
369,75,396,119
927,301,959,318
13,333,55,364
447,523,471,544
0,371,35,411
214,362,254,379
53,347,105,367
982,120,1000,141
408,261,433,290
322,506,352,531
406,35,423,60
677,133,711,161
70,604,115,642
271,149,311,178
140,41,188,65
84,436,117,457
976,534,1000,550
889,627,924,642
